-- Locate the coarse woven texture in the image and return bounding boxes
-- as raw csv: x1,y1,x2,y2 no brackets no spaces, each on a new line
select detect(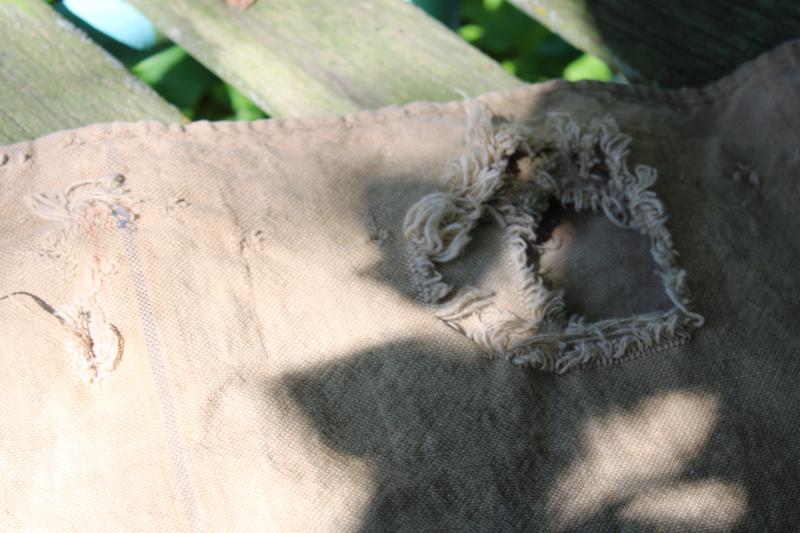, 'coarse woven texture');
1,39,800,532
